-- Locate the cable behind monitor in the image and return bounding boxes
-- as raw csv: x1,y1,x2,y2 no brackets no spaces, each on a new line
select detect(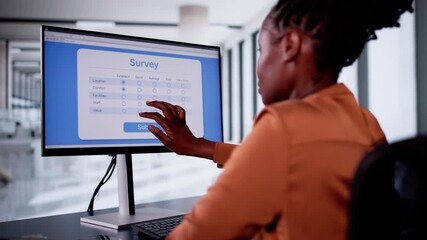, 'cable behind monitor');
87,155,117,215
